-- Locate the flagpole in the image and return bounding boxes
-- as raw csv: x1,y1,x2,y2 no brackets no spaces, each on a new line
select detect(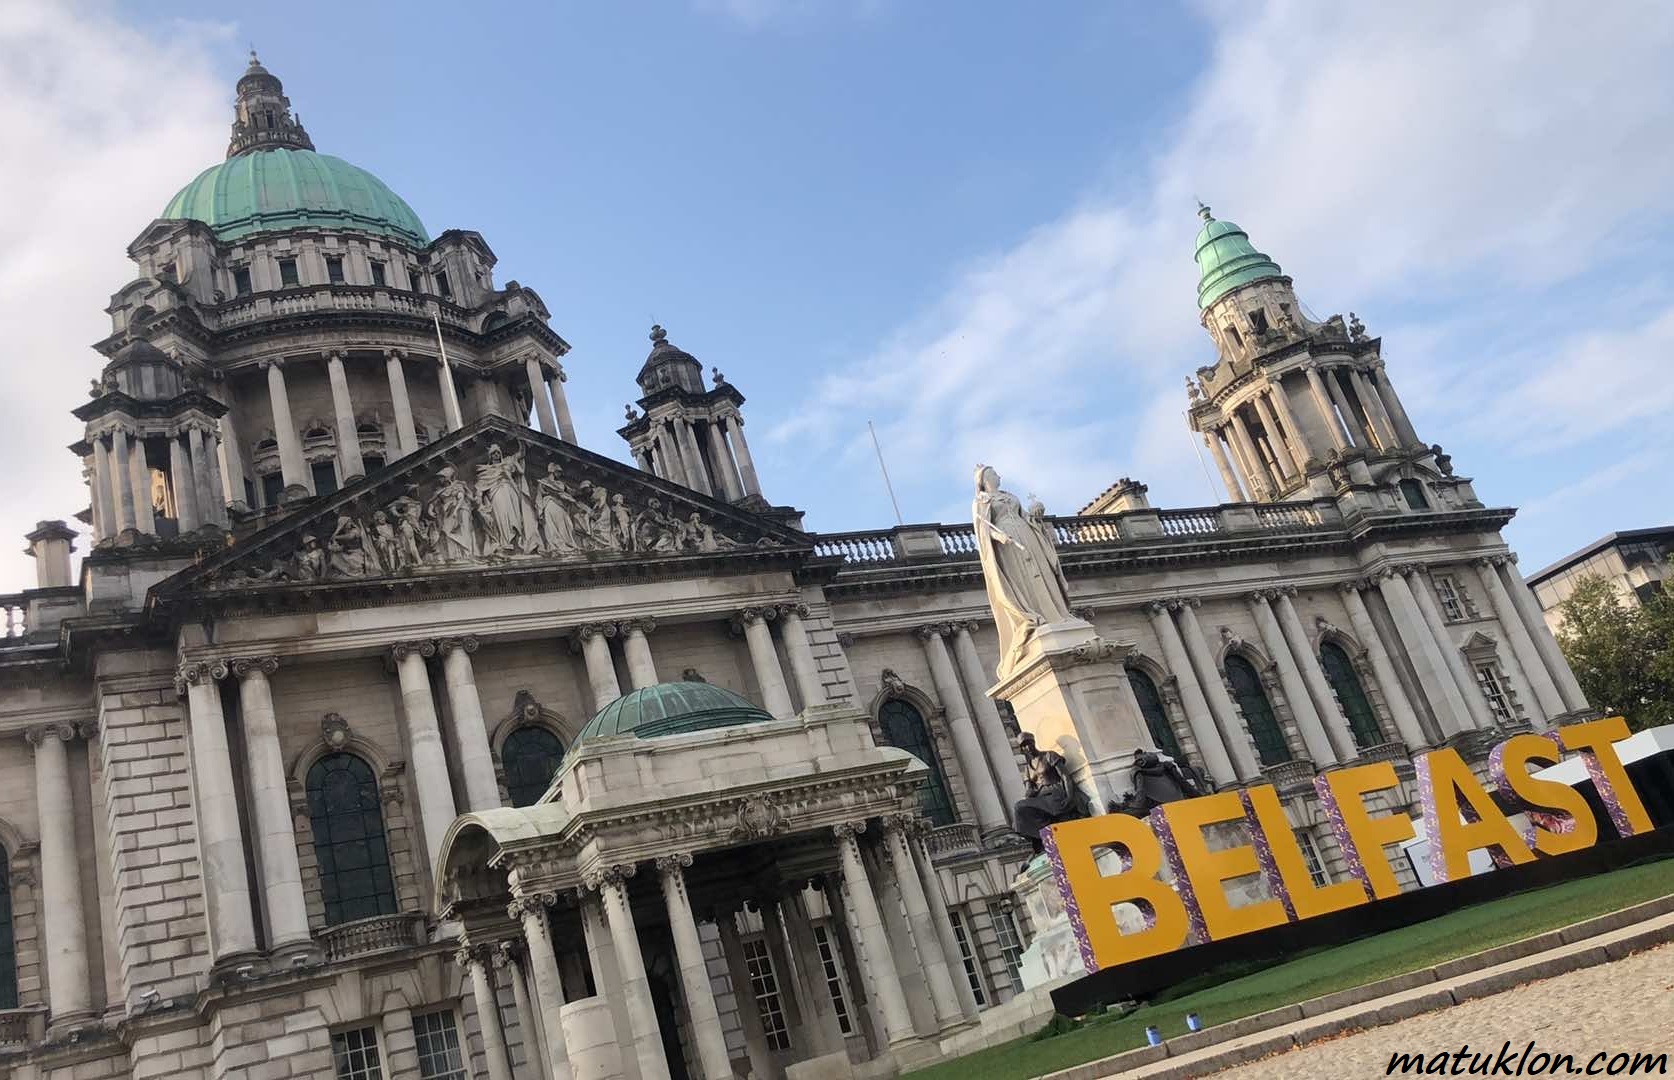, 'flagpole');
868,420,905,526
432,310,464,432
